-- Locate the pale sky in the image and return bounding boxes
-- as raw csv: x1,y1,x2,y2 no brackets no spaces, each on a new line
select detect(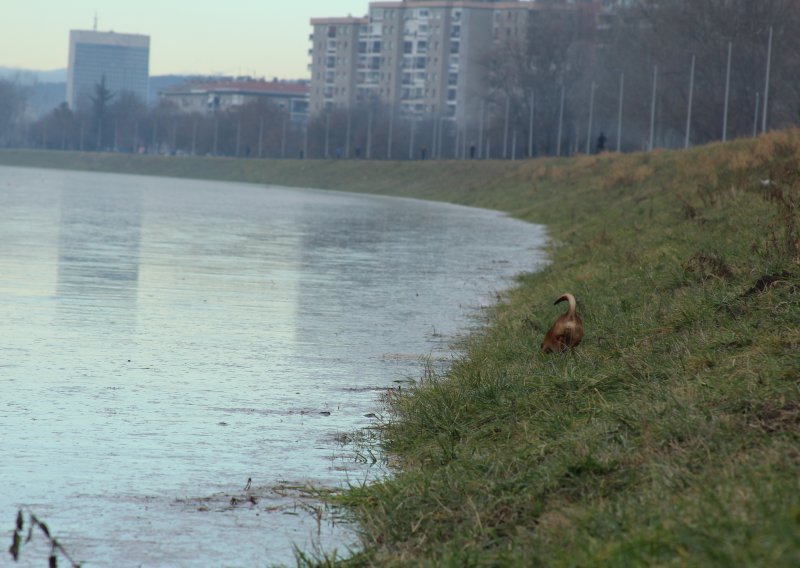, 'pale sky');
1,0,369,78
